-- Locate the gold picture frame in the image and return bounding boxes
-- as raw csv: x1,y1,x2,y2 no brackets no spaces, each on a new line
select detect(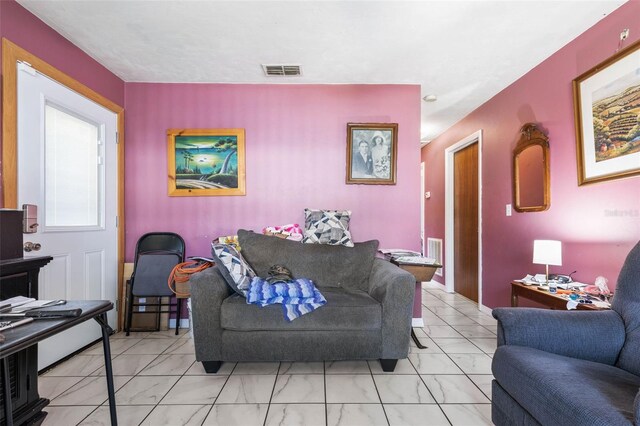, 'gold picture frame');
573,39,640,185
167,128,246,196
346,123,398,185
